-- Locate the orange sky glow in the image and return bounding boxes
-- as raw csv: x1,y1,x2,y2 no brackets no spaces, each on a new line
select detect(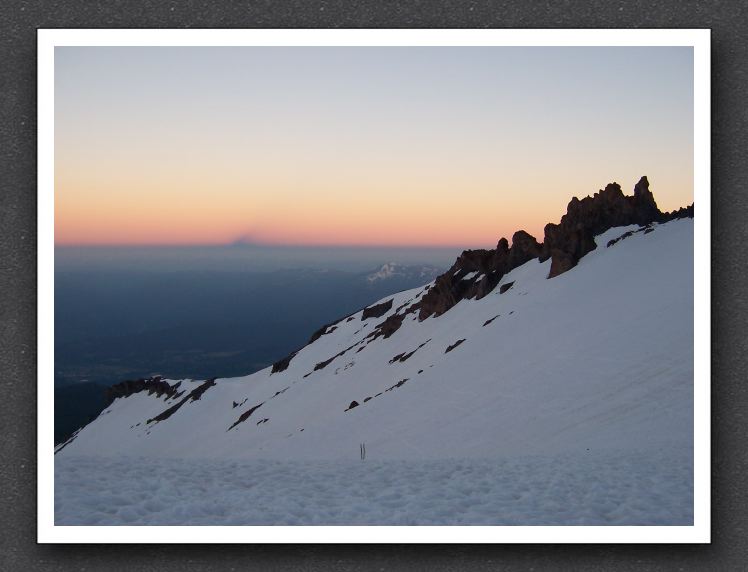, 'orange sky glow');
55,47,694,248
